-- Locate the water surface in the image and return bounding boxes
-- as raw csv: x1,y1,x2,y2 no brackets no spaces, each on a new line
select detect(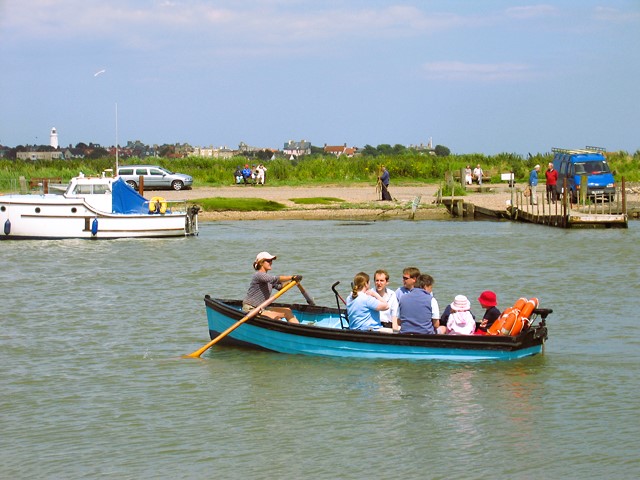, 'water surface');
2,220,639,479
